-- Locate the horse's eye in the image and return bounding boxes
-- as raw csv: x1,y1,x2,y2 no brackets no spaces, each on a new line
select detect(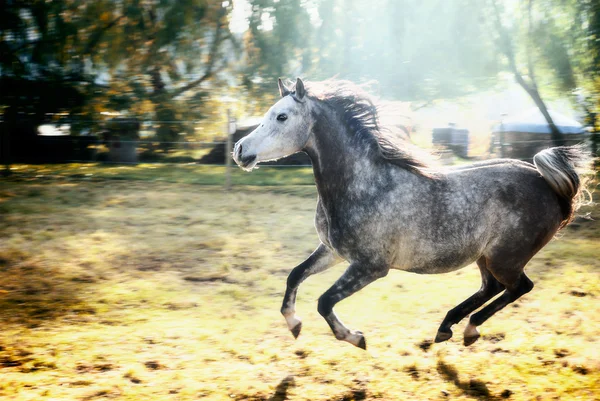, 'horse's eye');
277,114,288,122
